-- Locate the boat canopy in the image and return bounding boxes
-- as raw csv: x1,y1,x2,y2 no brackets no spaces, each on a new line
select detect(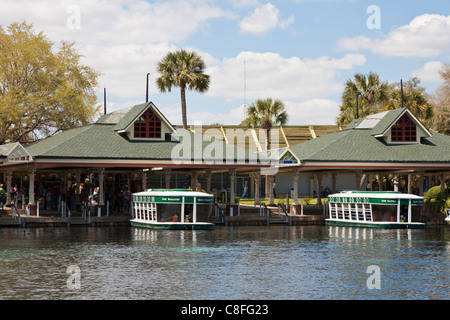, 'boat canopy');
328,191,424,206
132,189,213,205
